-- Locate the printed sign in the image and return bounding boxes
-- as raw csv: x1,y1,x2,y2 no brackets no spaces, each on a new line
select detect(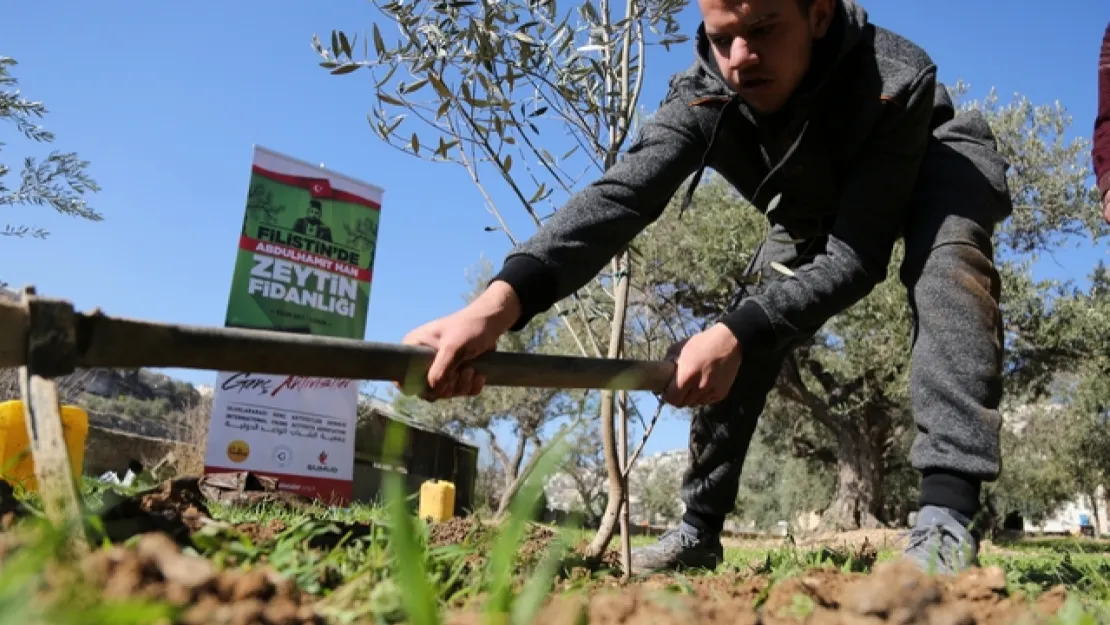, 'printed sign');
204,372,359,502
226,150,381,336
203,145,384,504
